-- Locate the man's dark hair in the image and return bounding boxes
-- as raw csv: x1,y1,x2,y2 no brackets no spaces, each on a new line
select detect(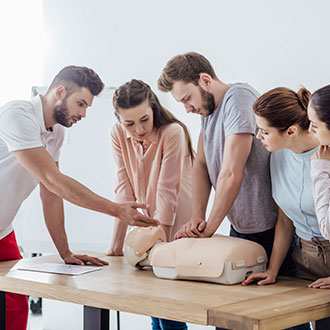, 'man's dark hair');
48,65,104,97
